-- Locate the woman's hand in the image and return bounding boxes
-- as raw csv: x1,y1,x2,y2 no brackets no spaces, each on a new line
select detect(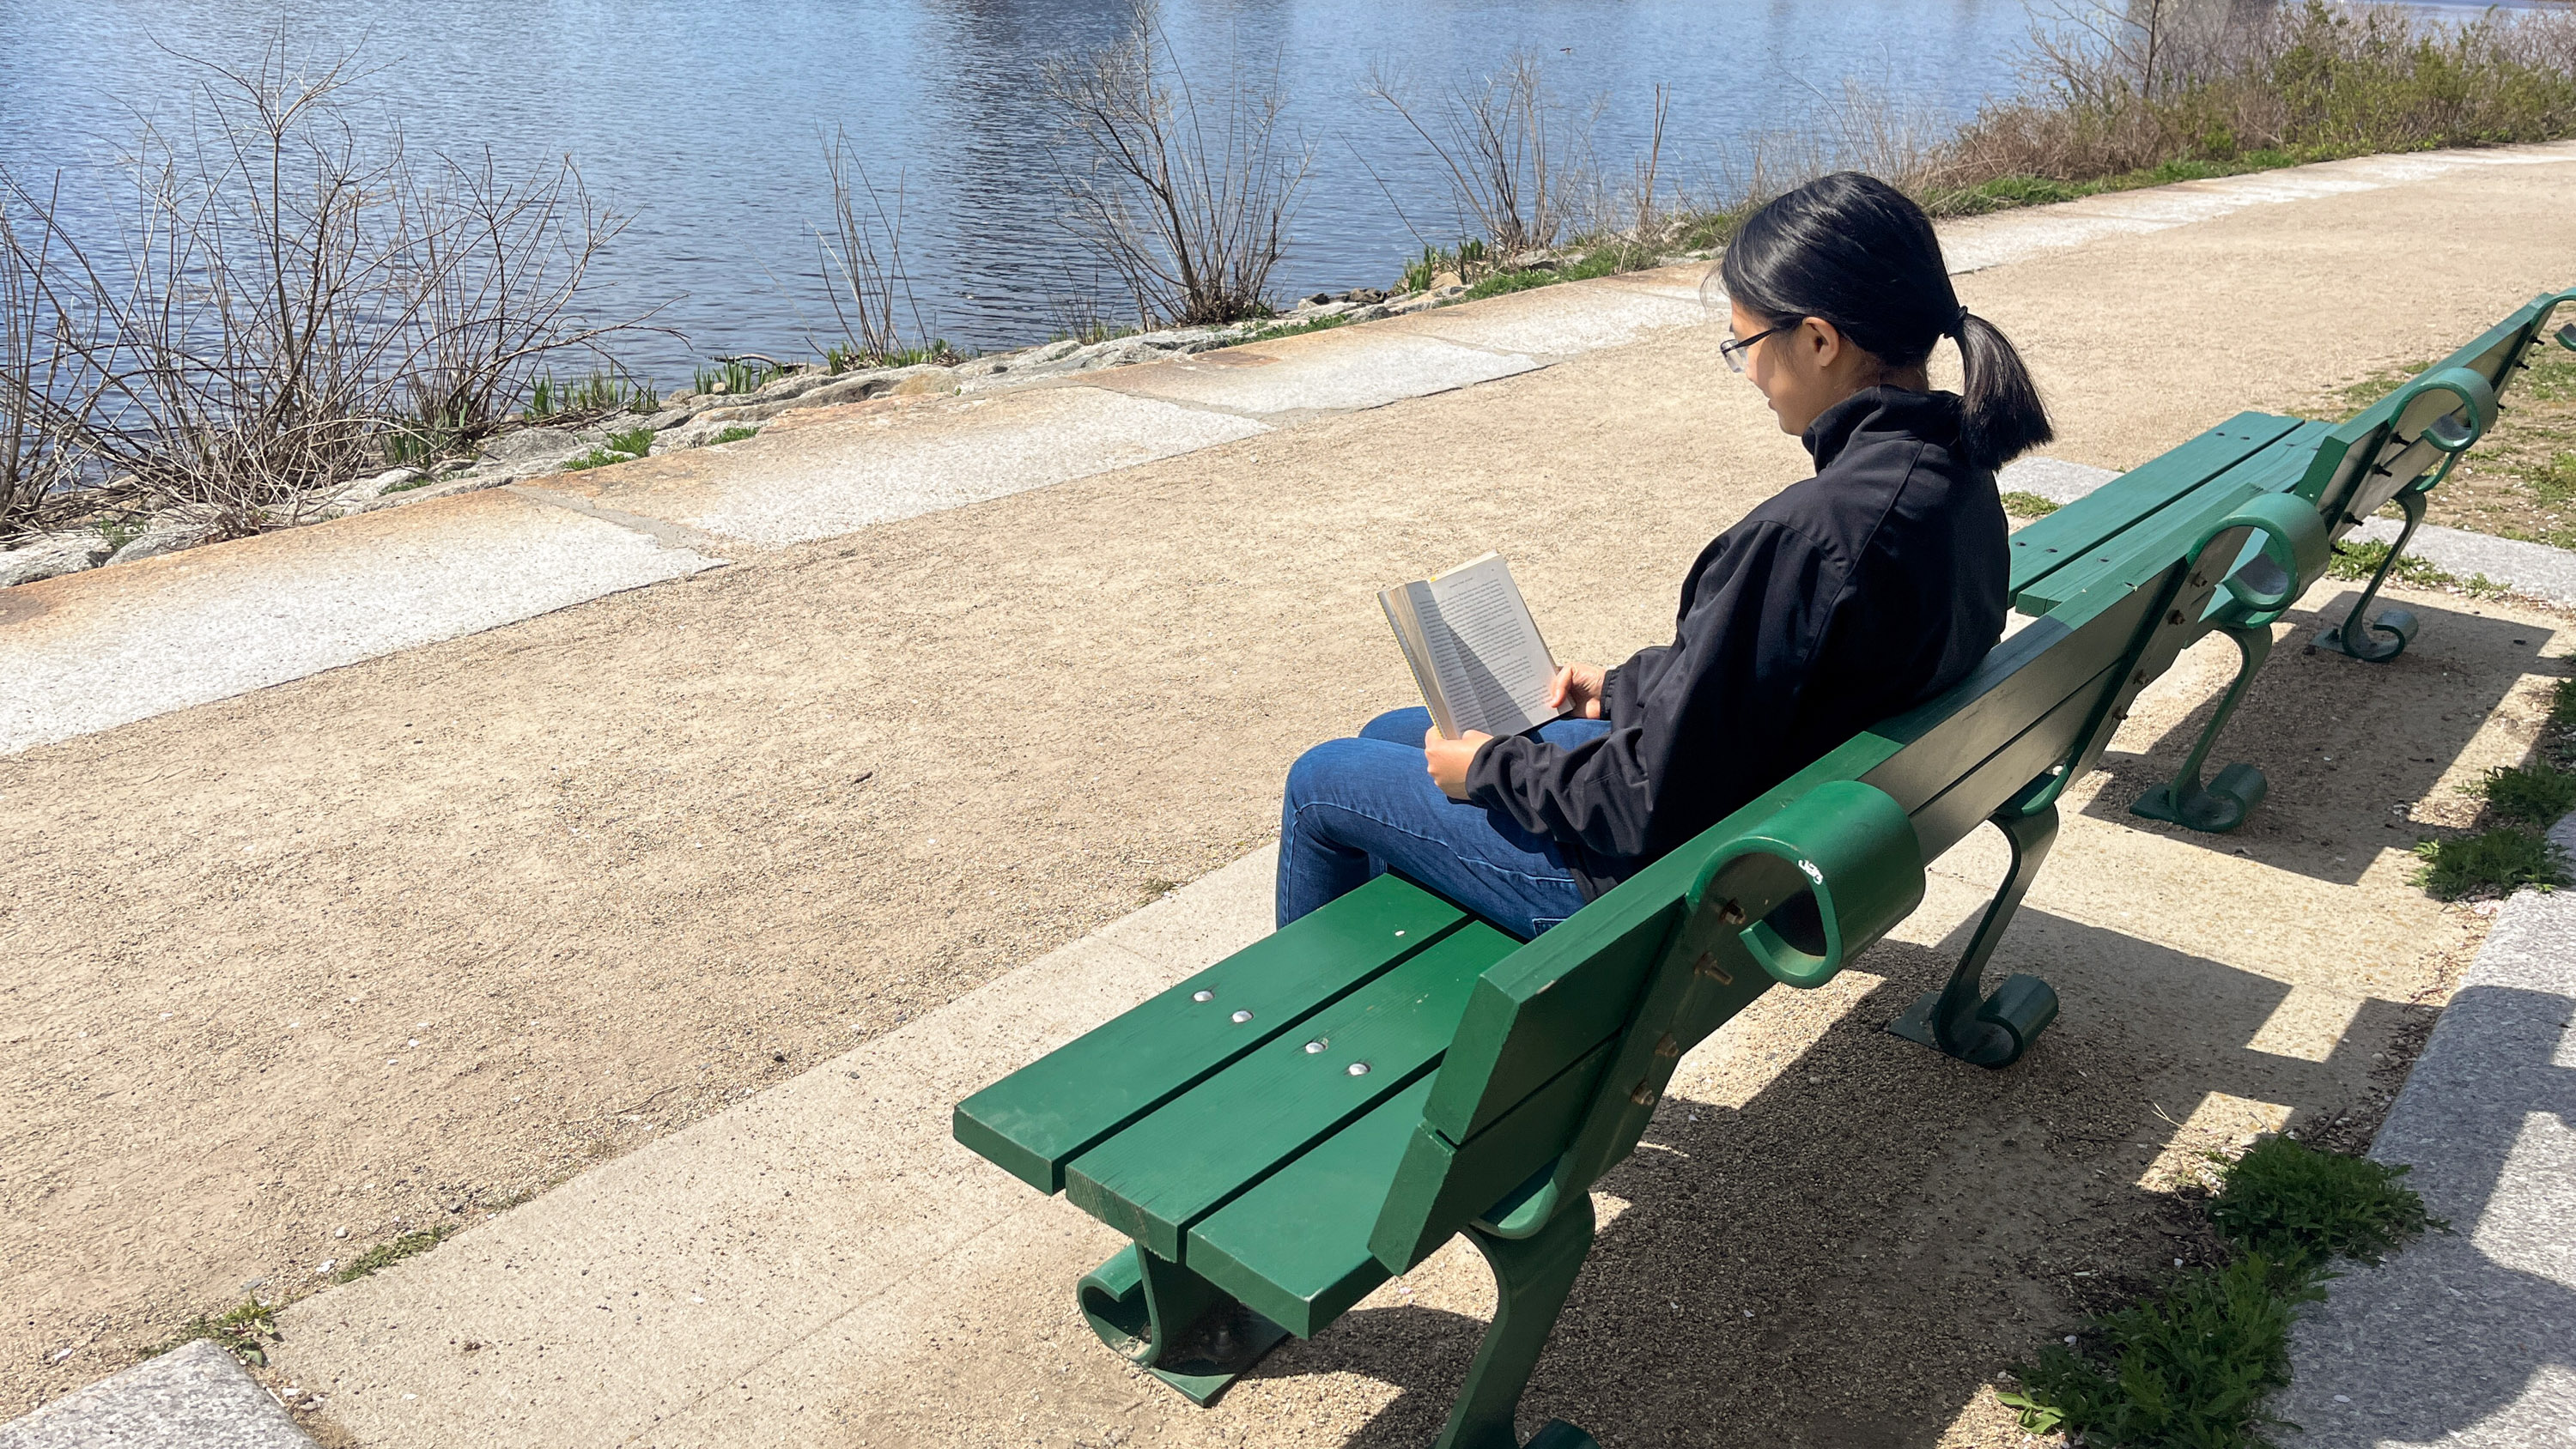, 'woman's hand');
1425,728,1492,800
1549,661,1607,719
